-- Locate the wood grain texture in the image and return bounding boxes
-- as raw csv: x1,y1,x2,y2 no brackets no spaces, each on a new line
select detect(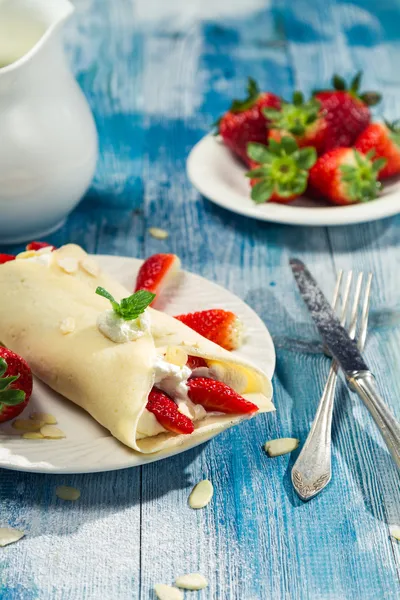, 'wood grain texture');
1,0,400,598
